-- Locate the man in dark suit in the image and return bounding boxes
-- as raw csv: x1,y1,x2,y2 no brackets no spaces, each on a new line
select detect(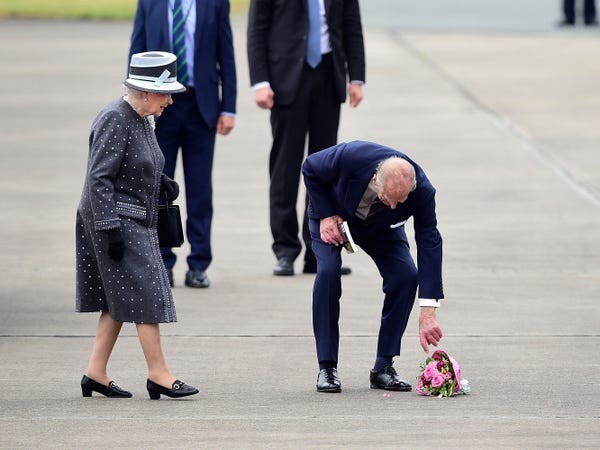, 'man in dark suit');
302,141,444,393
247,0,365,276
129,0,237,288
